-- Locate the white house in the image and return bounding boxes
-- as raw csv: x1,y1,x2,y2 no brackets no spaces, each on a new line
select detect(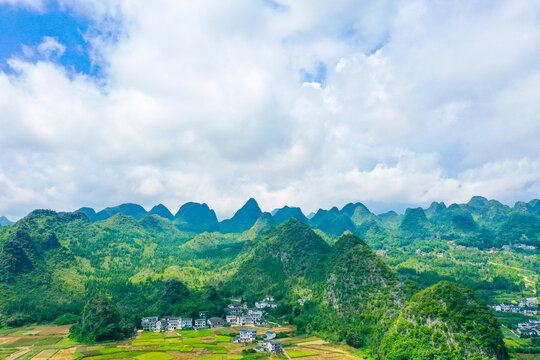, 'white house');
238,330,257,342
181,318,193,329
167,317,182,330
260,340,282,353
195,318,207,329
142,317,159,332
237,315,254,325
248,309,263,319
